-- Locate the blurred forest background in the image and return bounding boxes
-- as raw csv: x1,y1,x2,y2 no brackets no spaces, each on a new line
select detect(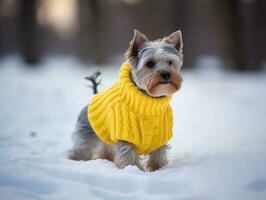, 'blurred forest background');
0,0,265,70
